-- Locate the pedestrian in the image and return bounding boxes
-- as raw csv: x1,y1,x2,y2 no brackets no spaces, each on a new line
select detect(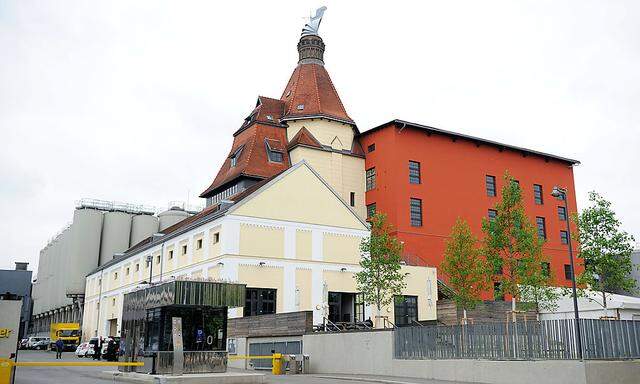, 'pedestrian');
55,338,64,359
